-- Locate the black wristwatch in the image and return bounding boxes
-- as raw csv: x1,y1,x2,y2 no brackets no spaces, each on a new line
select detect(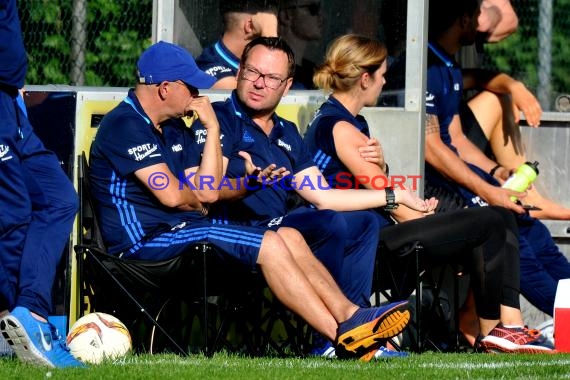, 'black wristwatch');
384,187,399,210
